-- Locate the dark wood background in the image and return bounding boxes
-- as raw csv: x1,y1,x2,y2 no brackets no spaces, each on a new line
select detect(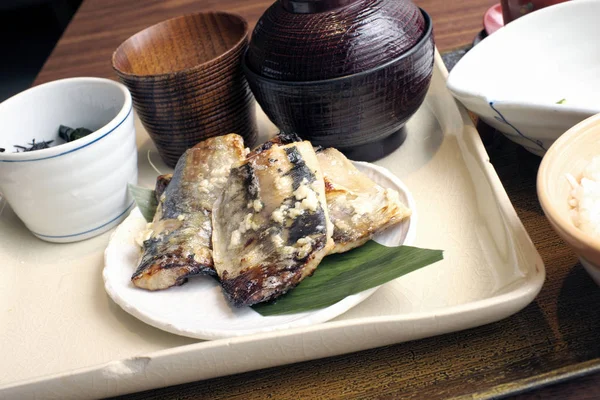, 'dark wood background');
32,0,600,398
